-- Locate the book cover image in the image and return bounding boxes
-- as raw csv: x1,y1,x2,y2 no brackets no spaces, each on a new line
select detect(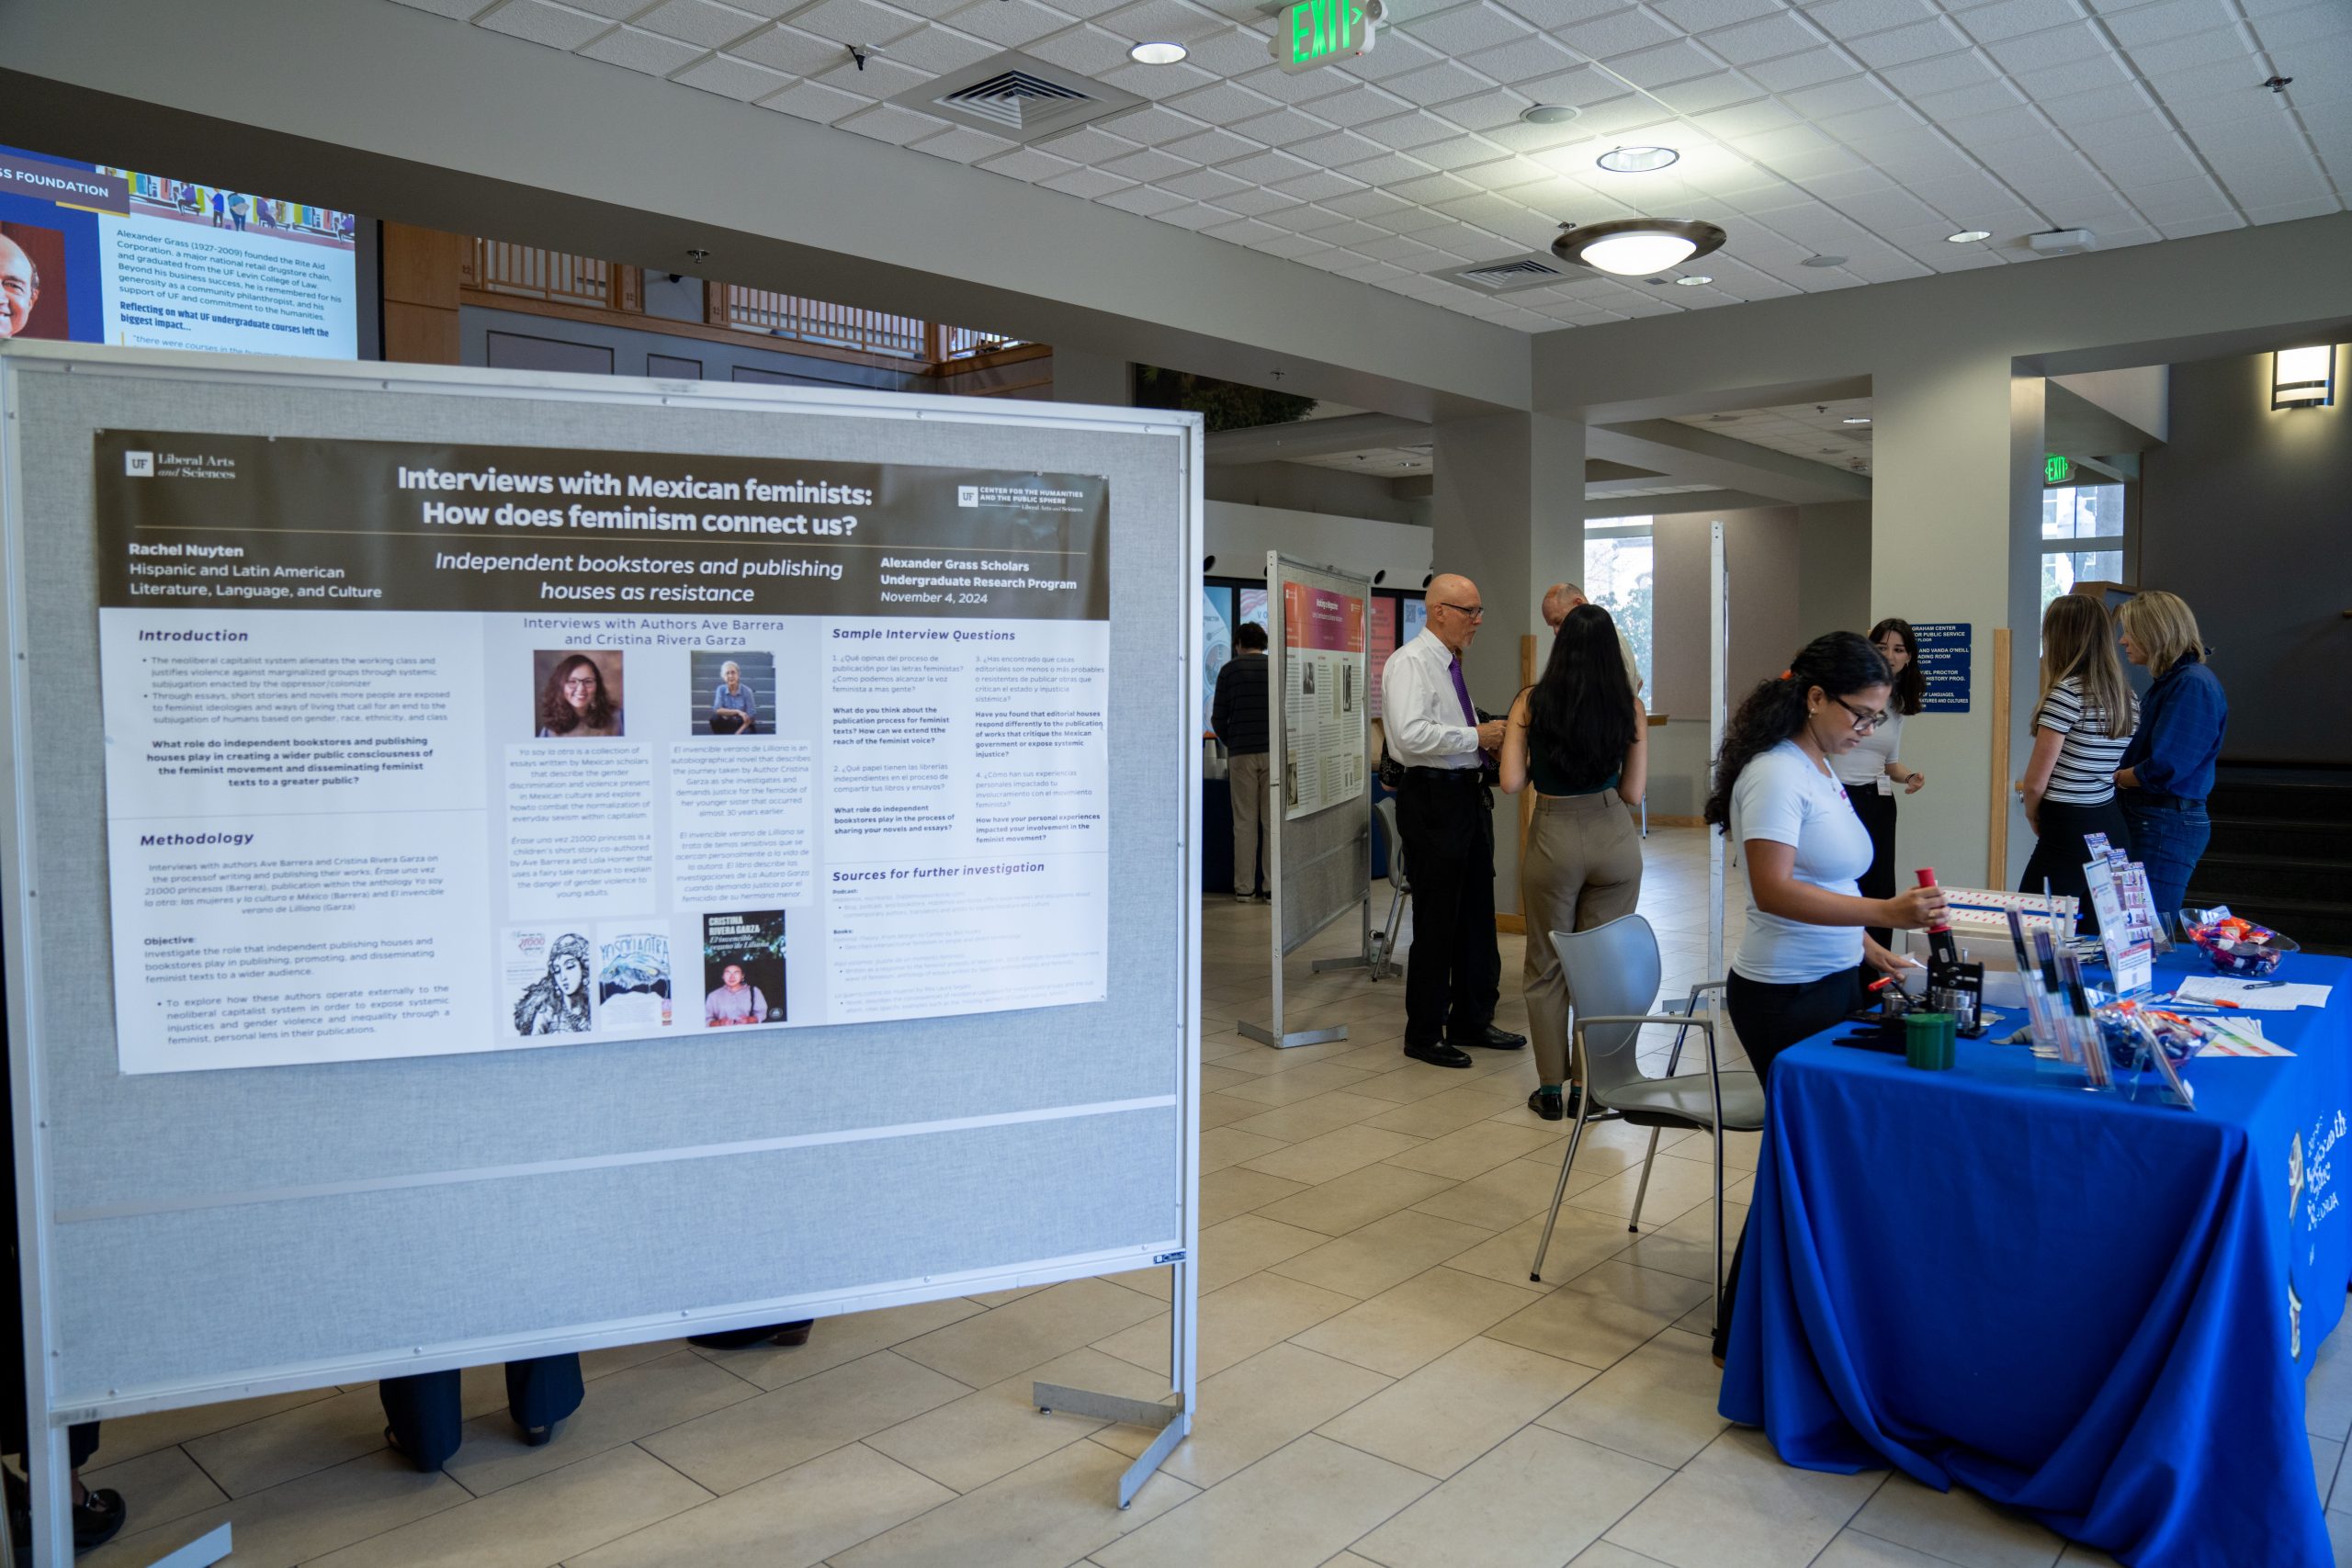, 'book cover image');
702,910,786,1028
595,923,673,1030
504,927,594,1037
